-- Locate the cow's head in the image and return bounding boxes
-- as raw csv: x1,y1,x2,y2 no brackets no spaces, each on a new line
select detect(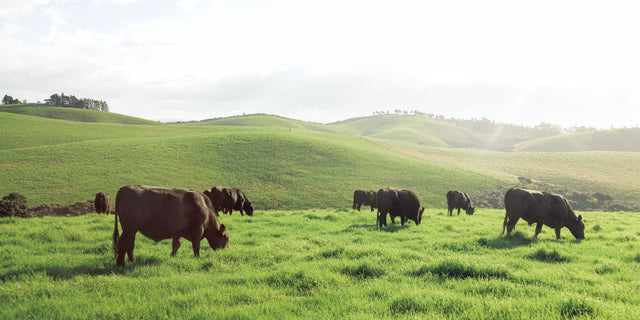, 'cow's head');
416,207,425,225
205,223,229,250
465,207,475,215
244,201,254,216
567,215,585,240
